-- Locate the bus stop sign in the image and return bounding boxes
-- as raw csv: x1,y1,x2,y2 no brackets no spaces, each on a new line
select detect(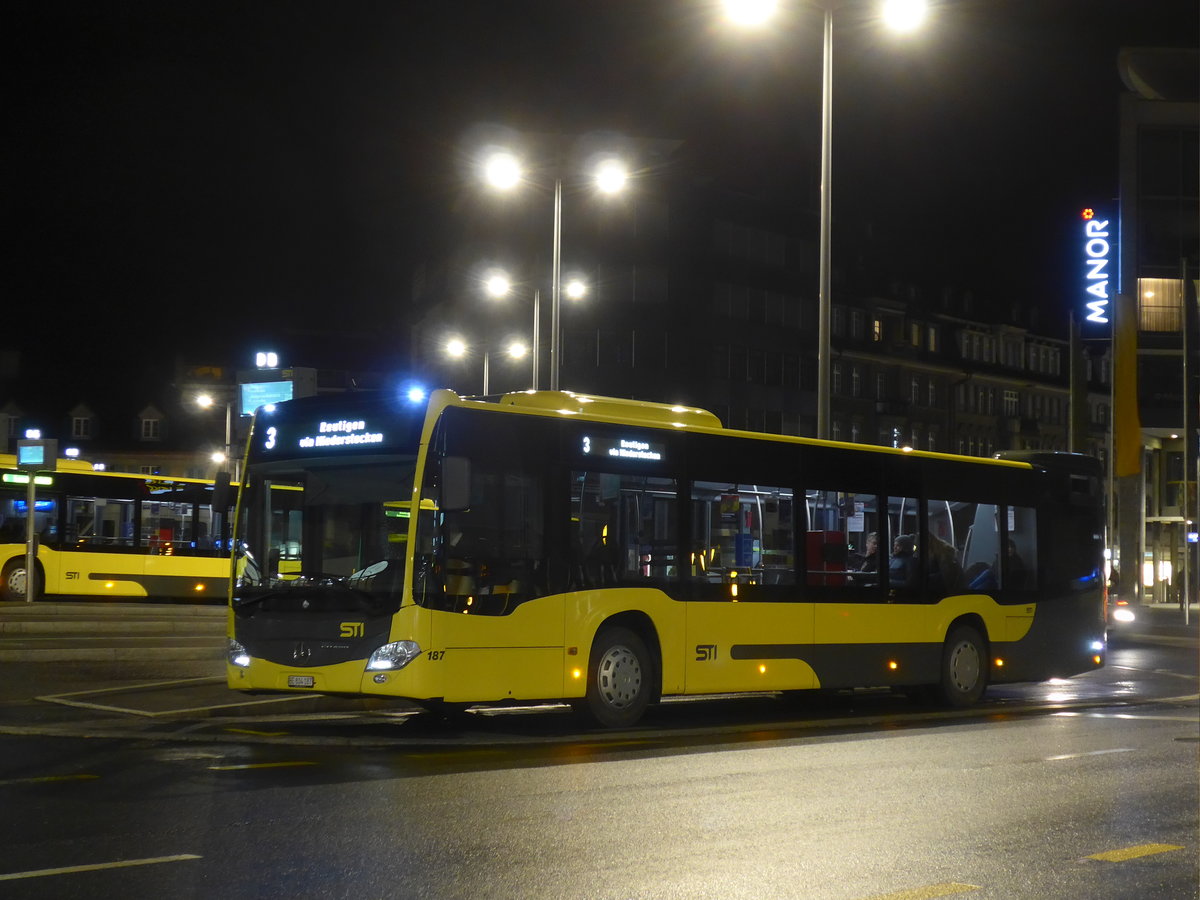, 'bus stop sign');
17,439,57,472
